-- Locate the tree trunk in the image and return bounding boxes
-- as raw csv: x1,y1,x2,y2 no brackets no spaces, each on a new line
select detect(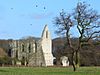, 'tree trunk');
71,52,76,71
75,50,80,68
